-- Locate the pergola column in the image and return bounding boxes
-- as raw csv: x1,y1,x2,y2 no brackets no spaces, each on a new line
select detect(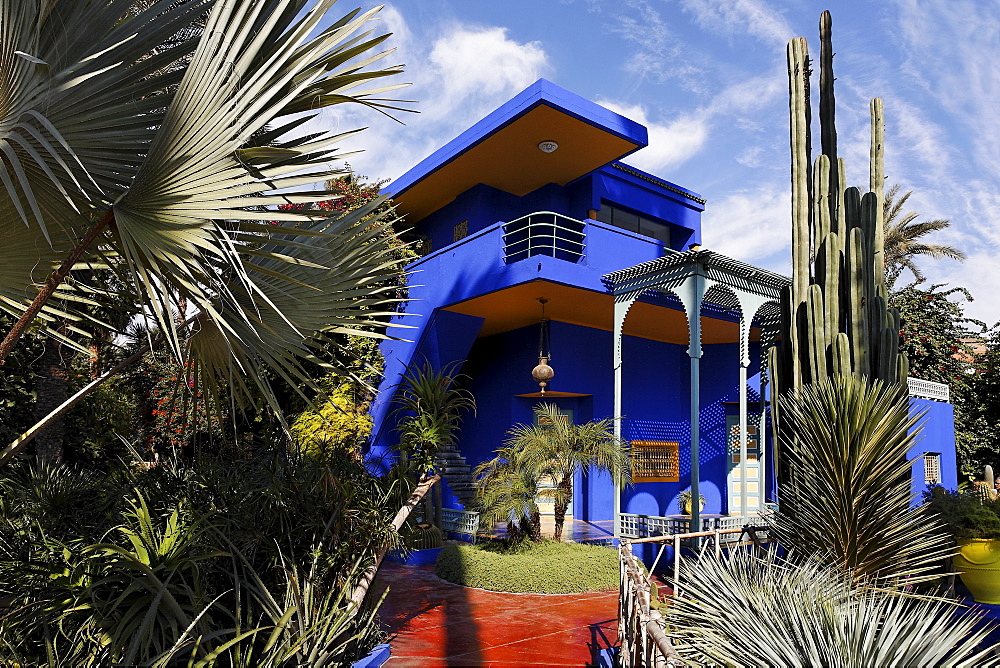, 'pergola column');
733,292,769,518
673,273,706,533
612,295,636,539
